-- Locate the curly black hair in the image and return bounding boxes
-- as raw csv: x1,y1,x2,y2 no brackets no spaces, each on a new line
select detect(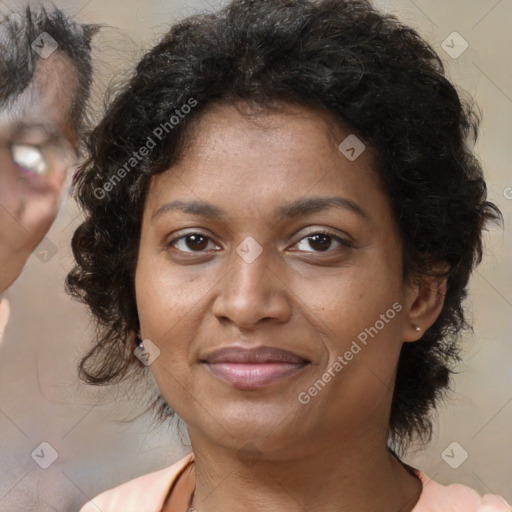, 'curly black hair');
66,0,503,453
